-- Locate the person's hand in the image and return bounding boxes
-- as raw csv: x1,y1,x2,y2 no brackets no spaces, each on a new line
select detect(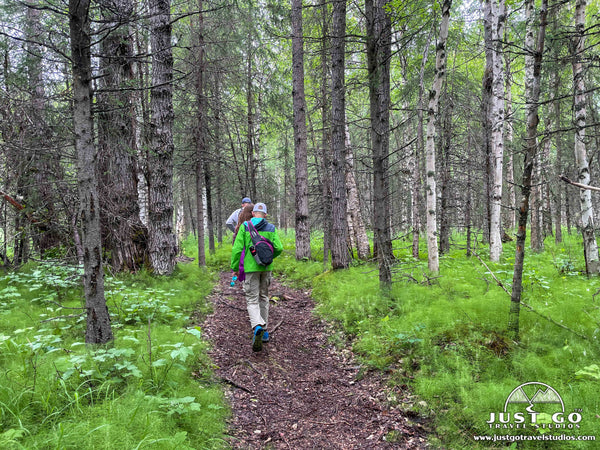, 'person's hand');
234,271,239,277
